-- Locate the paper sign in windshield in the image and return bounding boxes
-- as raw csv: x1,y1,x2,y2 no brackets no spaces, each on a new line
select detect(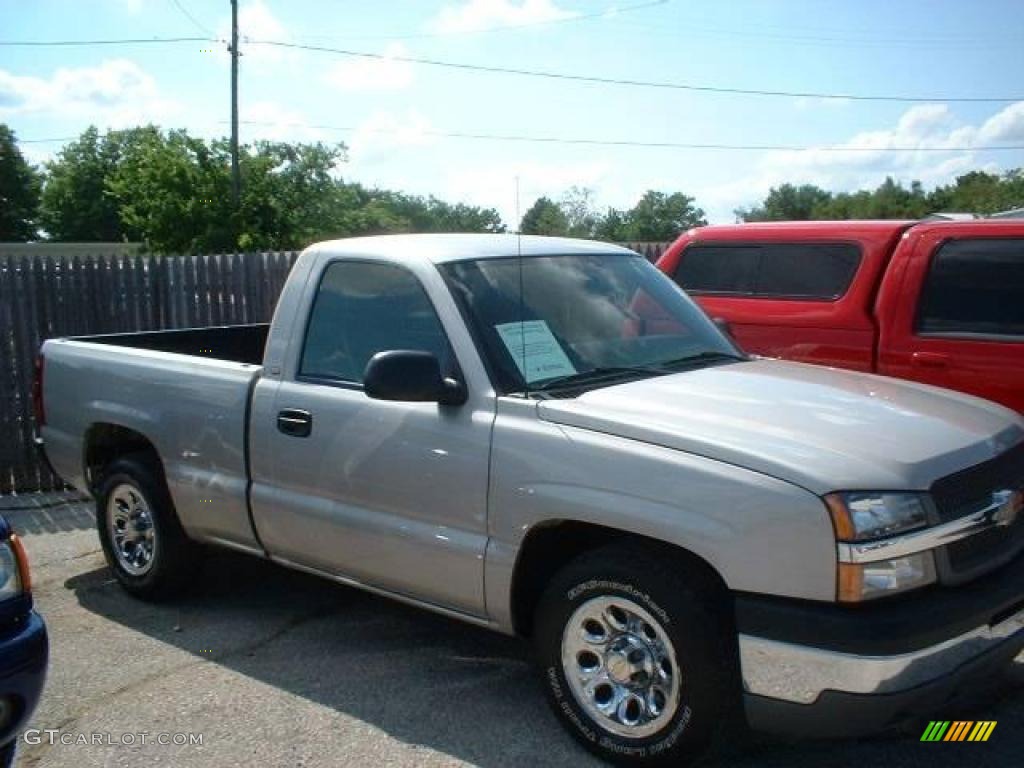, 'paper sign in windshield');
495,320,576,384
